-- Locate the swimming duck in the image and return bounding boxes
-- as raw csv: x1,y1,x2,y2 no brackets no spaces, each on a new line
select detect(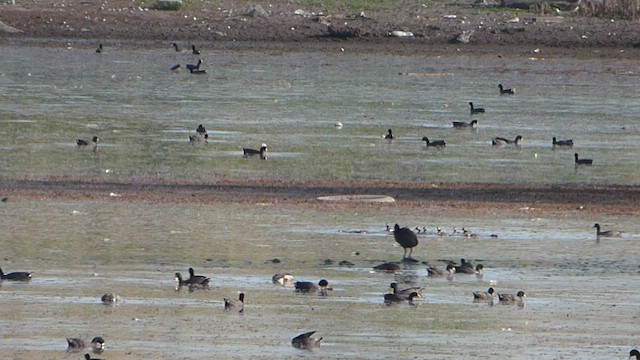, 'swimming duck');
224,292,245,313
498,290,526,303
291,331,322,350
452,119,478,128
101,293,121,305
594,223,622,237
384,291,420,304
191,45,201,55
422,137,446,148
67,337,105,353
295,279,332,294
456,263,484,275
272,273,294,286
498,84,515,95
189,68,207,75
187,267,210,286
384,129,394,140
76,136,99,151
630,349,640,359
574,153,593,165
186,59,203,72
469,102,485,114
552,137,573,148
243,144,268,159
427,264,456,278
0,267,32,281
473,287,495,301
393,224,418,260
95,44,103,53
189,133,208,144
390,282,424,299
492,135,523,146
373,262,402,273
